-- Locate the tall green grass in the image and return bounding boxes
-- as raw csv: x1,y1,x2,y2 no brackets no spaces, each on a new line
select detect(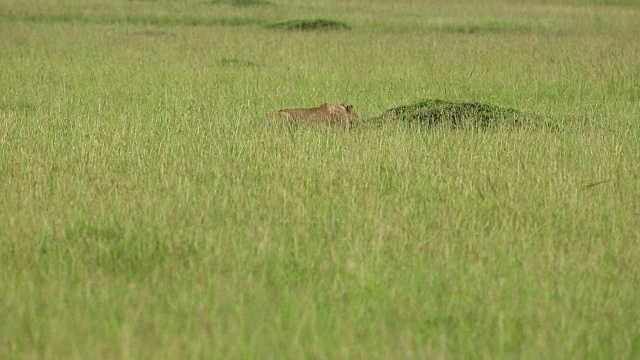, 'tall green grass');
1,0,639,358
